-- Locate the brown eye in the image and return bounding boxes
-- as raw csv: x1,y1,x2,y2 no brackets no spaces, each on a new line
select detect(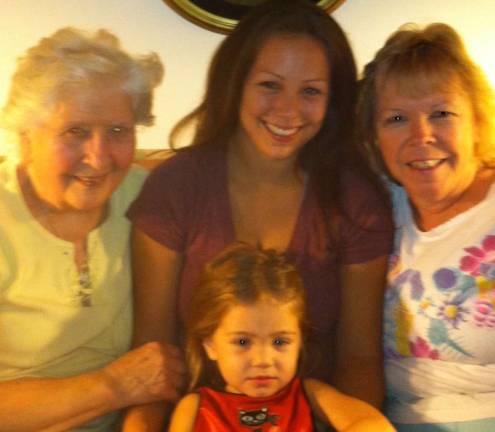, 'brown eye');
385,115,405,125
232,337,250,347
303,87,322,96
273,338,289,346
258,81,279,90
431,110,455,119
108,126,134,141
65,127,89,138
